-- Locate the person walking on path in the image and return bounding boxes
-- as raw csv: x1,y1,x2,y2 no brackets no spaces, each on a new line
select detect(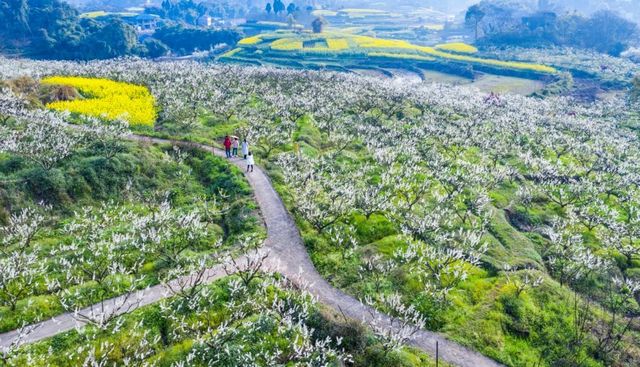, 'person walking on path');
246,151,255,172
232,137,240,157
241,139,249,159
223,136,232,158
